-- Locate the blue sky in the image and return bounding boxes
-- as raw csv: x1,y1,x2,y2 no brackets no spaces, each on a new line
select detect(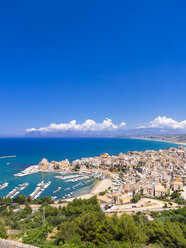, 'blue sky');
0,1,186,136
